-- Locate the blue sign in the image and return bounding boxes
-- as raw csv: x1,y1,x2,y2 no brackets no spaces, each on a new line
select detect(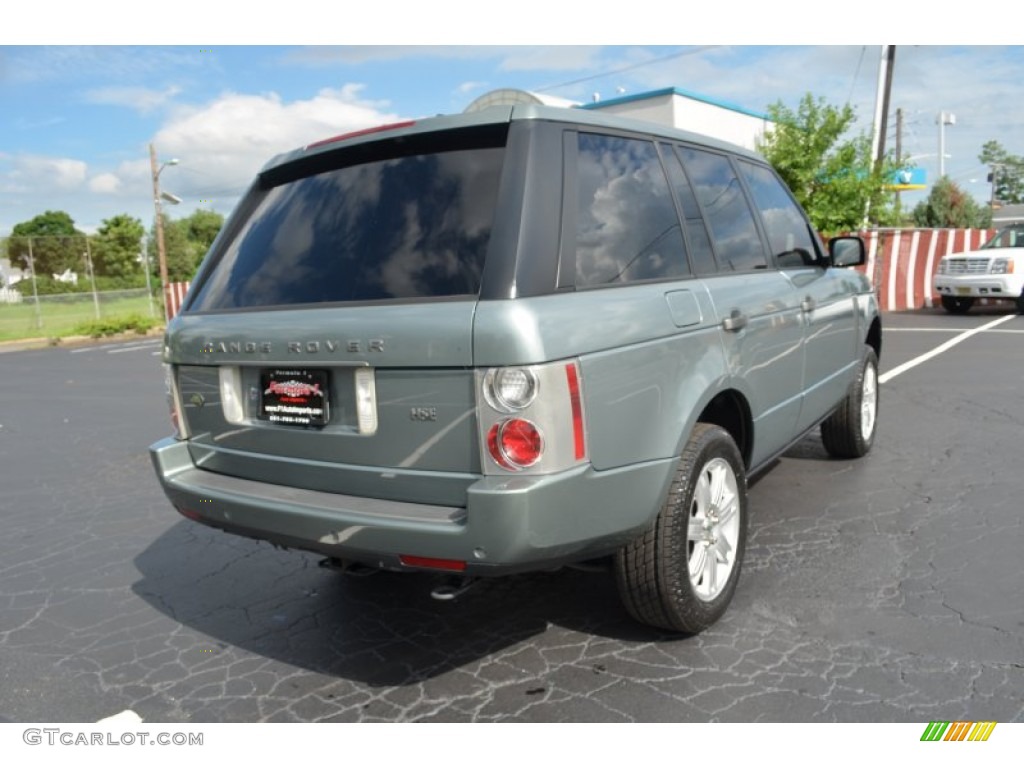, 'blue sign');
888,167,927,190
